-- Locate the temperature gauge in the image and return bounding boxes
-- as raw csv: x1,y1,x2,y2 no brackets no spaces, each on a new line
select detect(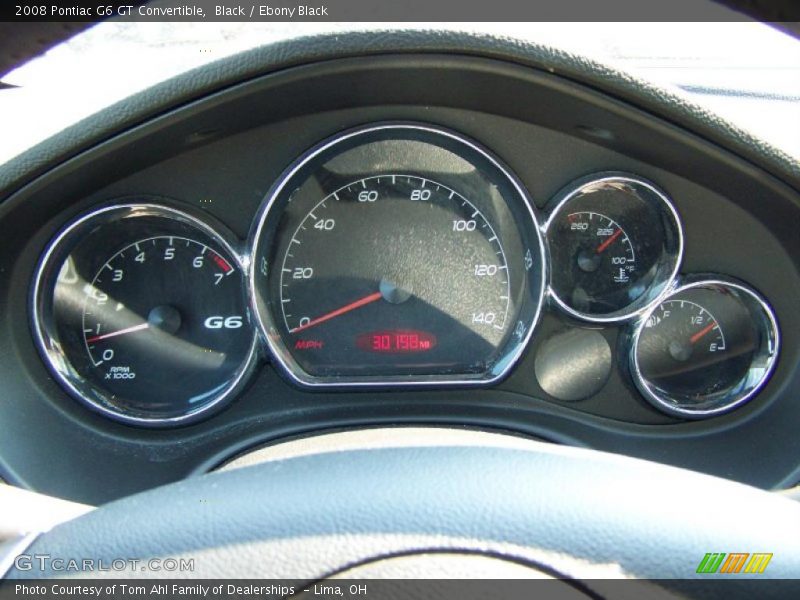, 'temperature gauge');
630,277,779,418
562,211,636,288
545,173,682,322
